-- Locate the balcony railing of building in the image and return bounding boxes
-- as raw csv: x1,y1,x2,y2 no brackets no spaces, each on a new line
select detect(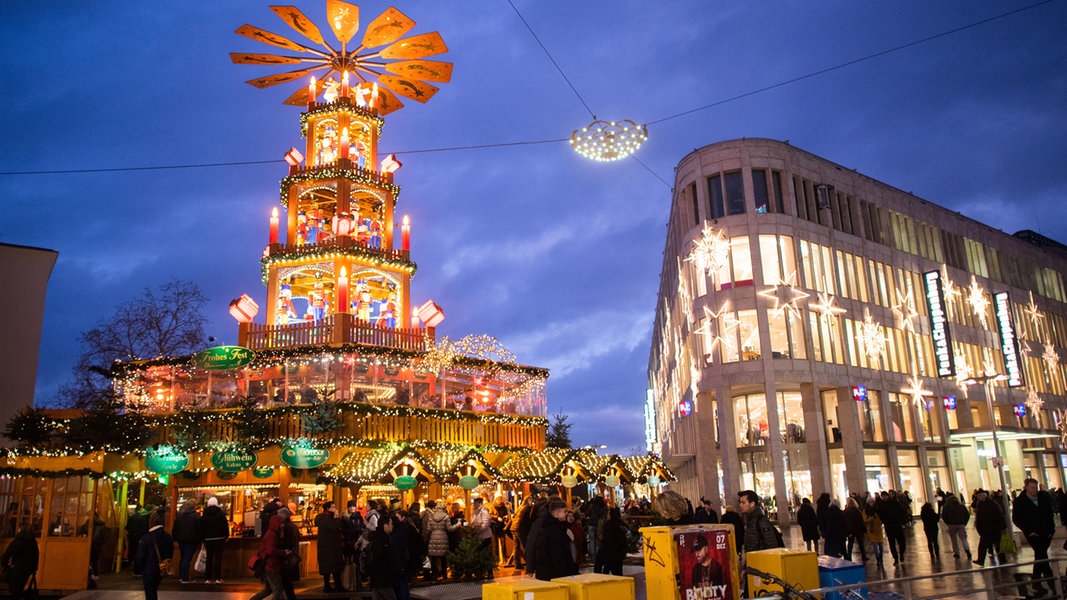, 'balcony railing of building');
264,234,410,263
239,315,432,351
